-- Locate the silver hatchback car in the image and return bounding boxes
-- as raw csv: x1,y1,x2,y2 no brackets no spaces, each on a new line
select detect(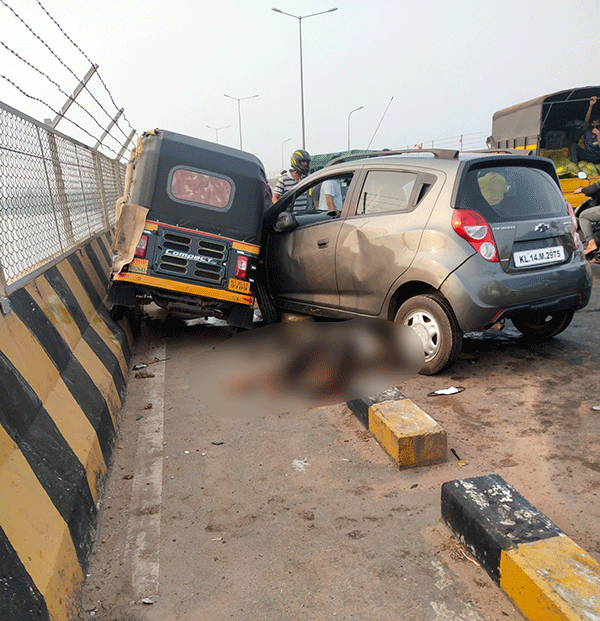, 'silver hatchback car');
260,150,592,374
